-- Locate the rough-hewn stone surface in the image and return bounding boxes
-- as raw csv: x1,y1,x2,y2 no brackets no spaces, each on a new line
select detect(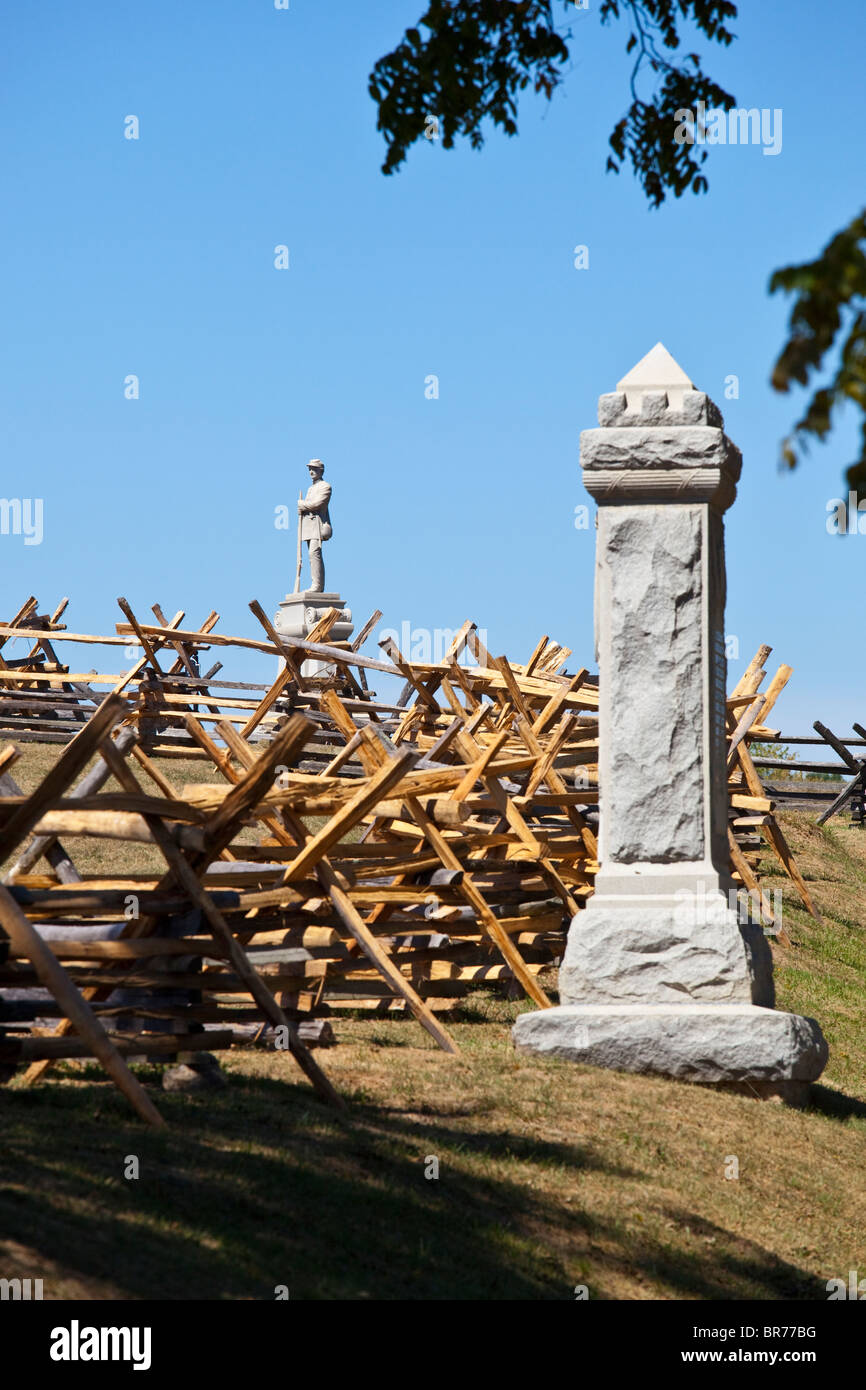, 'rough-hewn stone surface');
597,388,724,430
600,505,704,864
581,424,735,473
558,894,765,1006
512,1004,828,1084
